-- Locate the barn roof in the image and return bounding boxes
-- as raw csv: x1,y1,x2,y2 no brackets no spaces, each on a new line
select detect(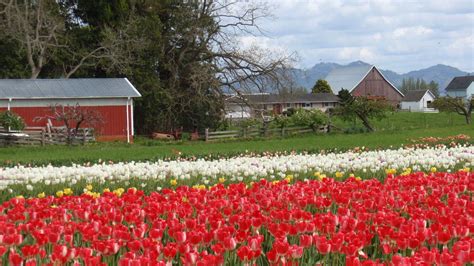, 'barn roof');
445,76,474,91
325,65,373,94
325,65,403,96
402,90,435,102
0,78,141,99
